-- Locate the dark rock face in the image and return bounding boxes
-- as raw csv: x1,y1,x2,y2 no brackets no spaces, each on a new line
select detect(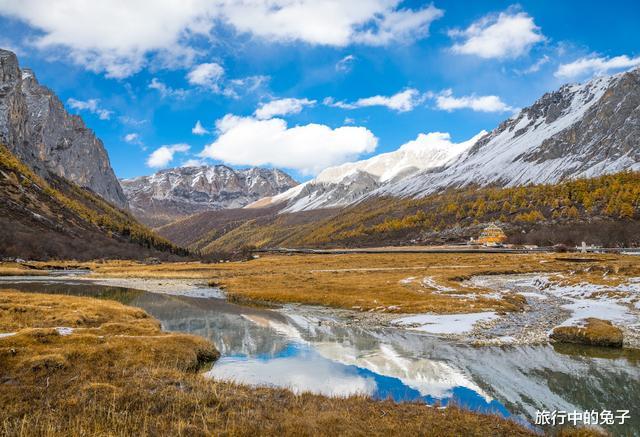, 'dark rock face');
524,70,640,168
121,165,298,226
0,49,127,208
